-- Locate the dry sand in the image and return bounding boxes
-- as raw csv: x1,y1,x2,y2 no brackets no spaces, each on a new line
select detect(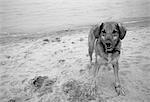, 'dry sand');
0,18,150,102
1,0,150,102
